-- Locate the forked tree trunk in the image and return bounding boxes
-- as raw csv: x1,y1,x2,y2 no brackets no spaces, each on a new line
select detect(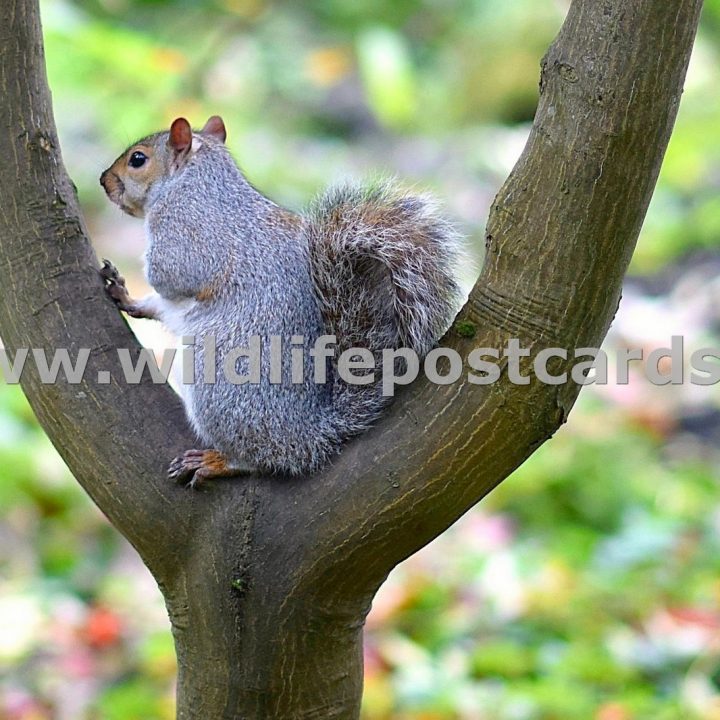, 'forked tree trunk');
0,0,703,717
